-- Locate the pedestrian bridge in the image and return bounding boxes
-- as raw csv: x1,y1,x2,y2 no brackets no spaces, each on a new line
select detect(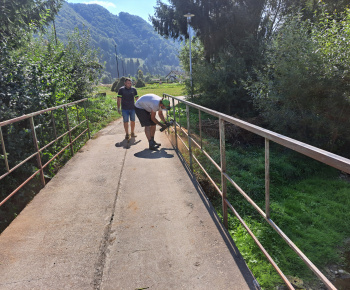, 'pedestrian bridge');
1,95,348,289
0,118,257,290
